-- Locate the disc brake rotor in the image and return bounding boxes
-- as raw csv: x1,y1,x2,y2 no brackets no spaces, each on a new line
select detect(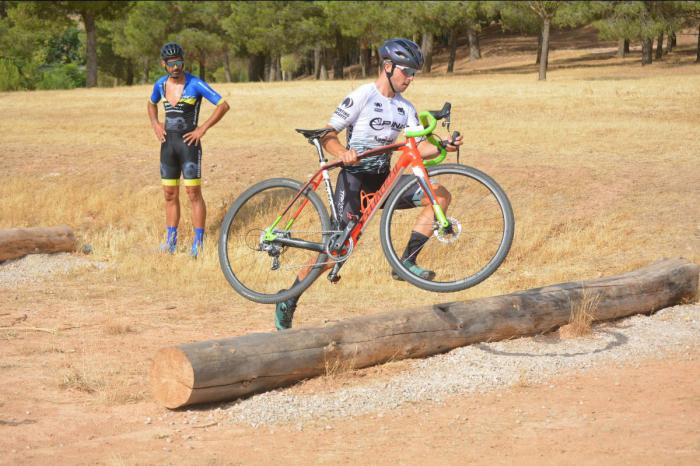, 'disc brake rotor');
434,216,462,243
